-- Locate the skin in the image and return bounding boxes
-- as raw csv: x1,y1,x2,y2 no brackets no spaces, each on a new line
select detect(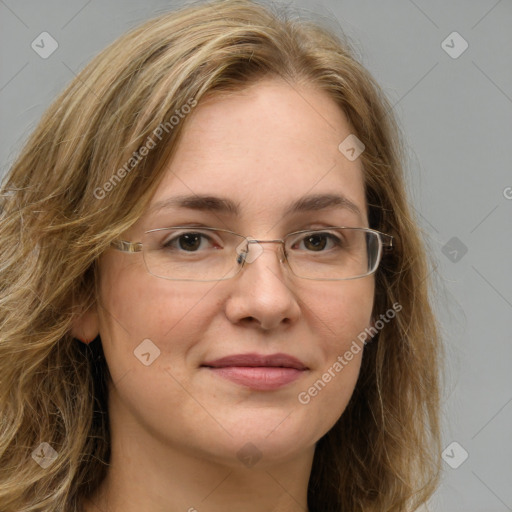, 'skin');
75,77,375,512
